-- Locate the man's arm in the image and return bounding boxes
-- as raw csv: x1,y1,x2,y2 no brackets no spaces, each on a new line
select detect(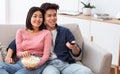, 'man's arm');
65,29,81,56
5,39,16,64
5,48,15,64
